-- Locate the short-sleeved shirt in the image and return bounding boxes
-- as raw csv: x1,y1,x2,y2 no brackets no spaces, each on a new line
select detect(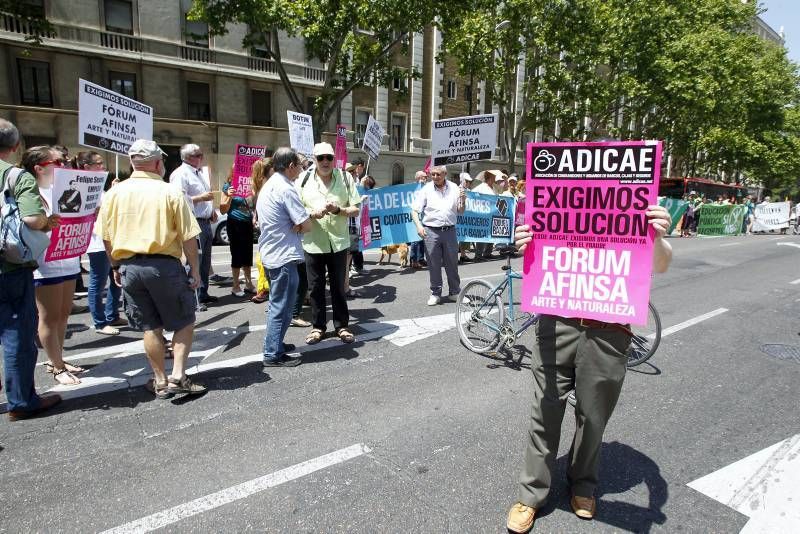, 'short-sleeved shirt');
169,163,213,219
297,169,361,254
100,170,200,261
412,180,461,227
34,186,81,279
222,182,253,222
257,172,309,269
472,182,495,196
0,160,45,273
